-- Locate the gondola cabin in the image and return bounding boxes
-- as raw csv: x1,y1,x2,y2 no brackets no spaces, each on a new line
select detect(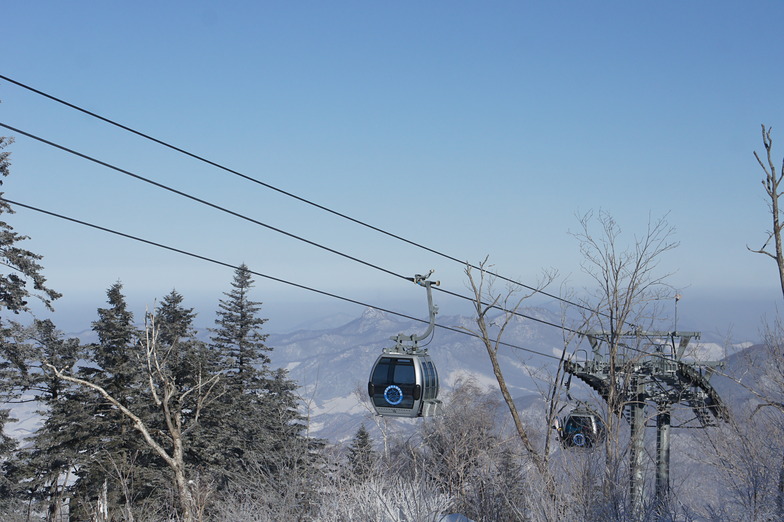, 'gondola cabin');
368,351,441,418
558,407,605,448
